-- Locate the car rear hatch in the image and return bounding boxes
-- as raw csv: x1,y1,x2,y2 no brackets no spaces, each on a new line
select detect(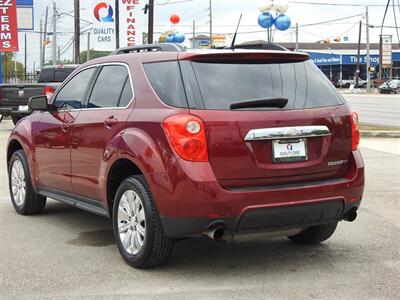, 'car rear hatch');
144,50,353,189
179,51,352,188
